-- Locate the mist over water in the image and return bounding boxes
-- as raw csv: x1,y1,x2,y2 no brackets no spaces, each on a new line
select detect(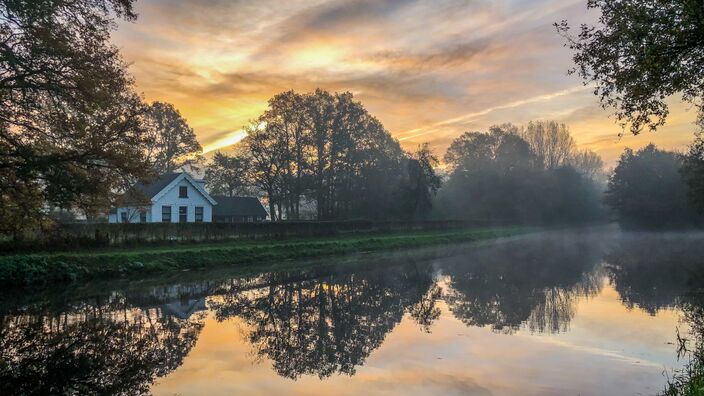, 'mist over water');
2,228,704,396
